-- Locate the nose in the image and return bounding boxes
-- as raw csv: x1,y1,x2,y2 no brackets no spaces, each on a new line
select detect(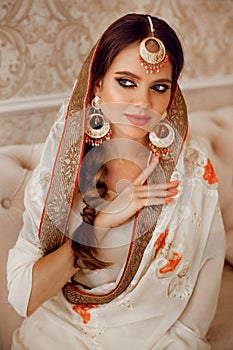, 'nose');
133,89,152,110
